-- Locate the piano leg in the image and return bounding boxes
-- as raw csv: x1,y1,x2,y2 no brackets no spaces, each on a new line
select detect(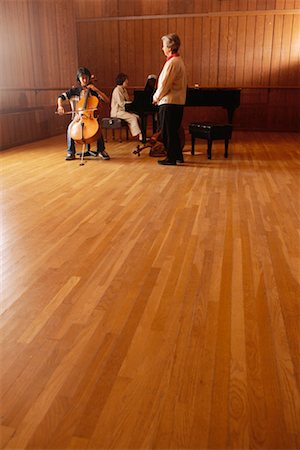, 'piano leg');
207,139,212,160
191,135,195,155
224,139,229,158
141,115,147,143
140,113,158,143
152,114,157,134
